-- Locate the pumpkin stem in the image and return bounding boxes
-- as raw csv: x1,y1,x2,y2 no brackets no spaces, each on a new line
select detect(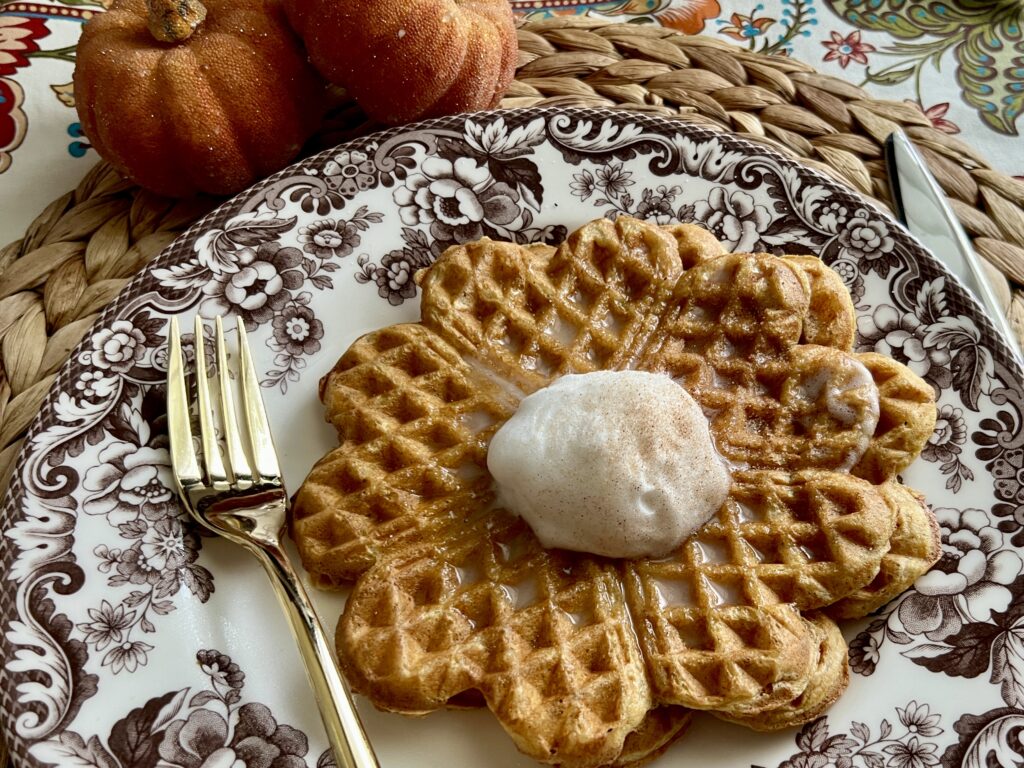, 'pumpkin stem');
146,0,207,43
